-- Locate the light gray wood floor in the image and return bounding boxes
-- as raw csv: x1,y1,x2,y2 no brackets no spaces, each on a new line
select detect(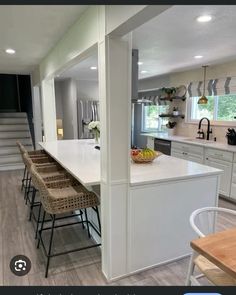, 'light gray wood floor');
0,169,236,286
